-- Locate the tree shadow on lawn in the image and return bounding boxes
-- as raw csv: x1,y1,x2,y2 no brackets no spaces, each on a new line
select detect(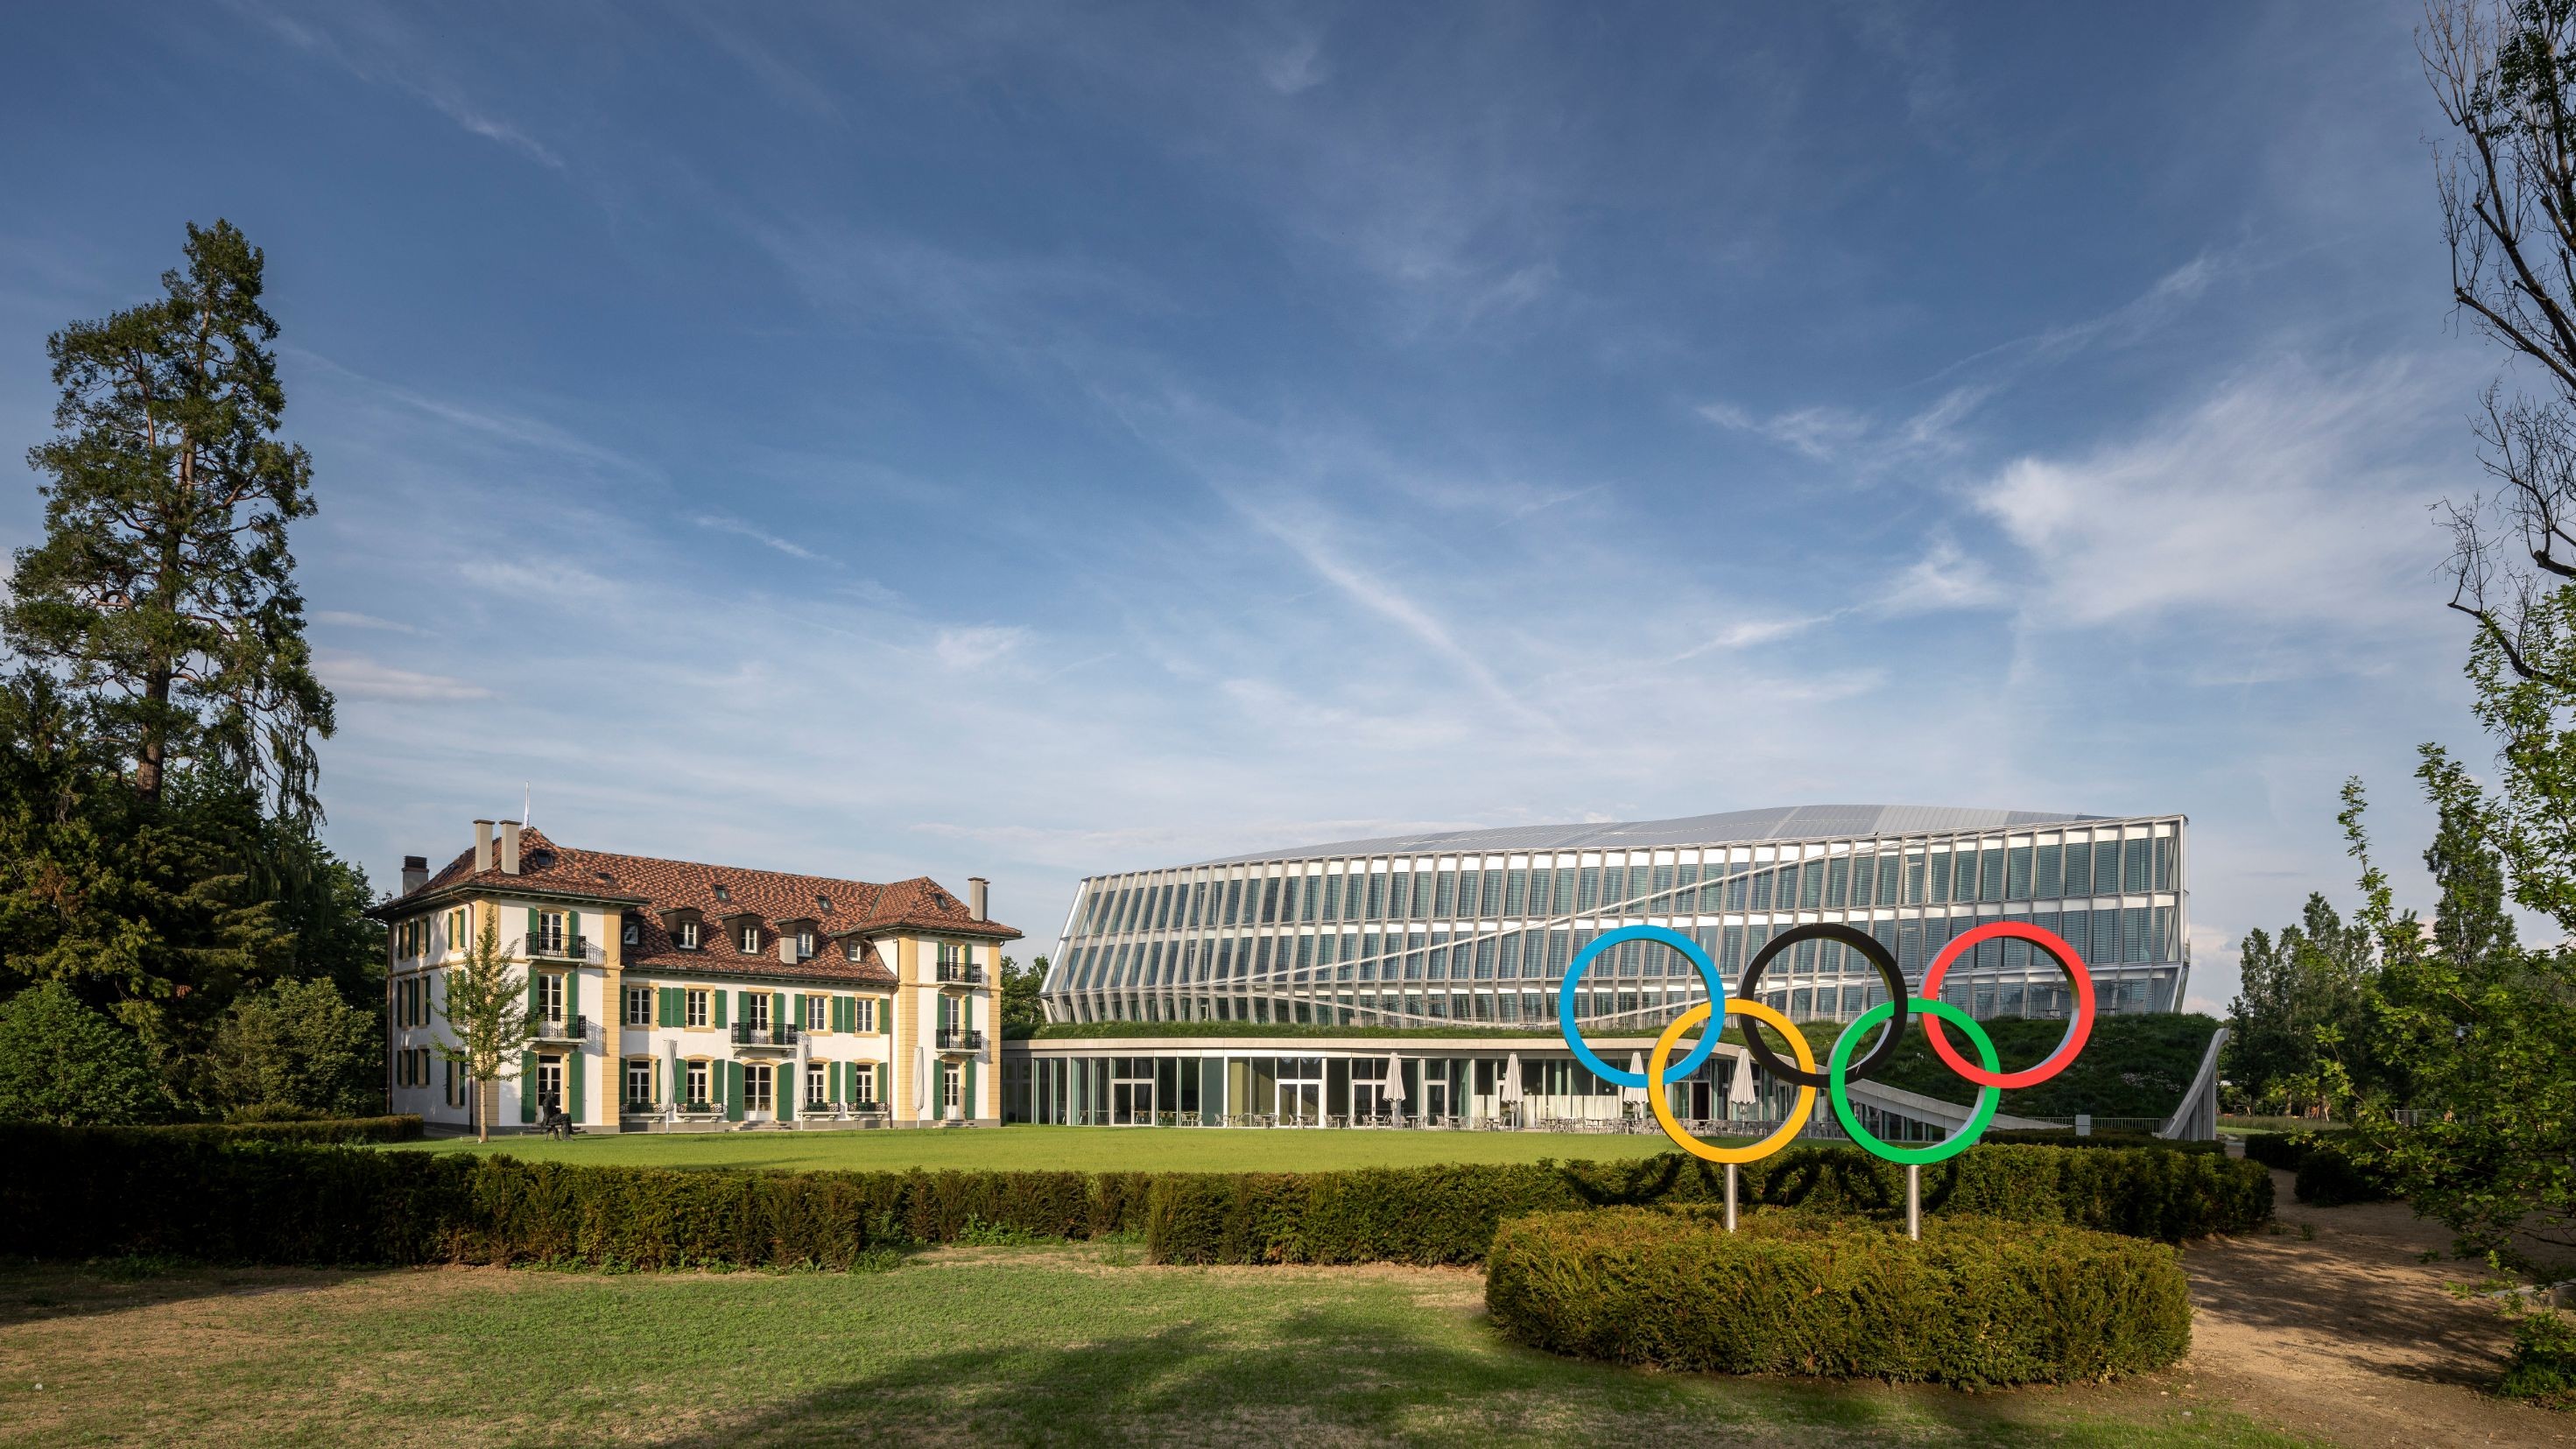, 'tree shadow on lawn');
648,1297,2193,1448
0,1257,378,1329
